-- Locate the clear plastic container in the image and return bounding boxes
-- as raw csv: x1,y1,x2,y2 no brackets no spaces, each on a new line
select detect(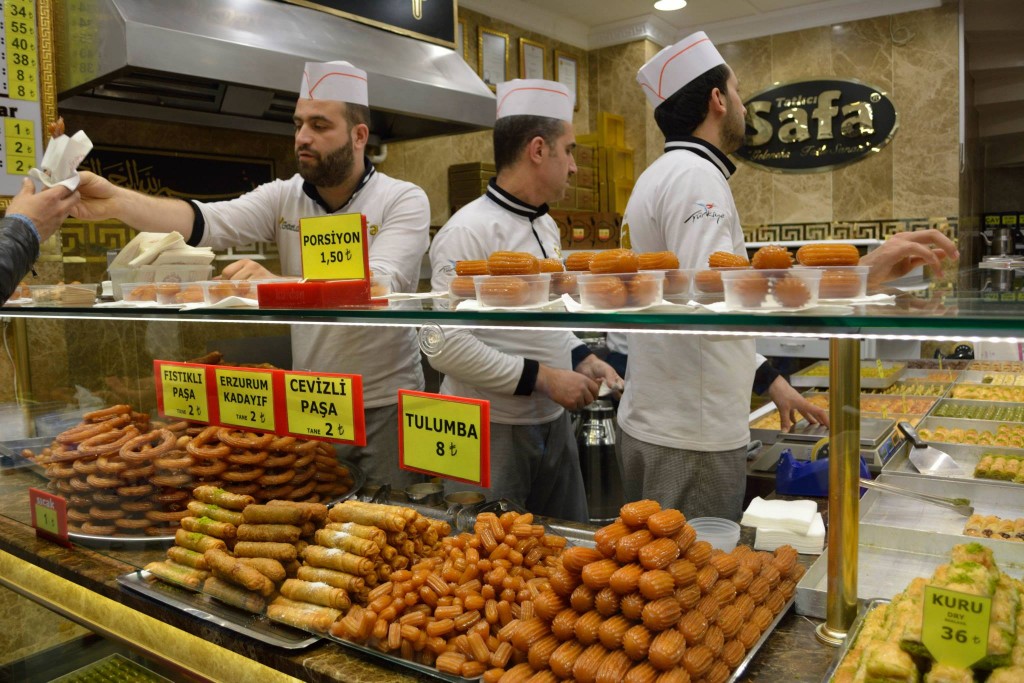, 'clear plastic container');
802,265,869,300
642,268,693,301
721,268,823,311
119,282,157,303
28,284,97,307
473,274,551,307
689,517,741,552
692,266,749,295
578,272,664,310
550,271,579,298
154,282,205,305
